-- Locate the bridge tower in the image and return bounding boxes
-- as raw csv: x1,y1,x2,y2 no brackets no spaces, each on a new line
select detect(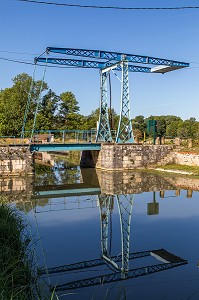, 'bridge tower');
116,58,134,143
24,47,189,144
96,71,112,142
99,194,133,277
